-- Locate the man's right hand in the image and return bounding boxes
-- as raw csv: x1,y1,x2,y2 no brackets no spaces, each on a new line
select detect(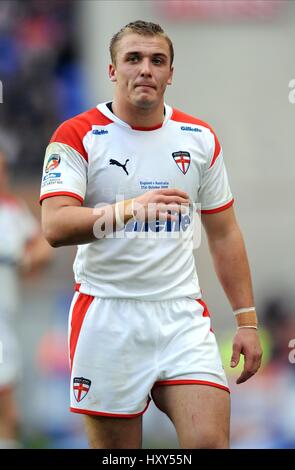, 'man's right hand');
130,188,190,222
